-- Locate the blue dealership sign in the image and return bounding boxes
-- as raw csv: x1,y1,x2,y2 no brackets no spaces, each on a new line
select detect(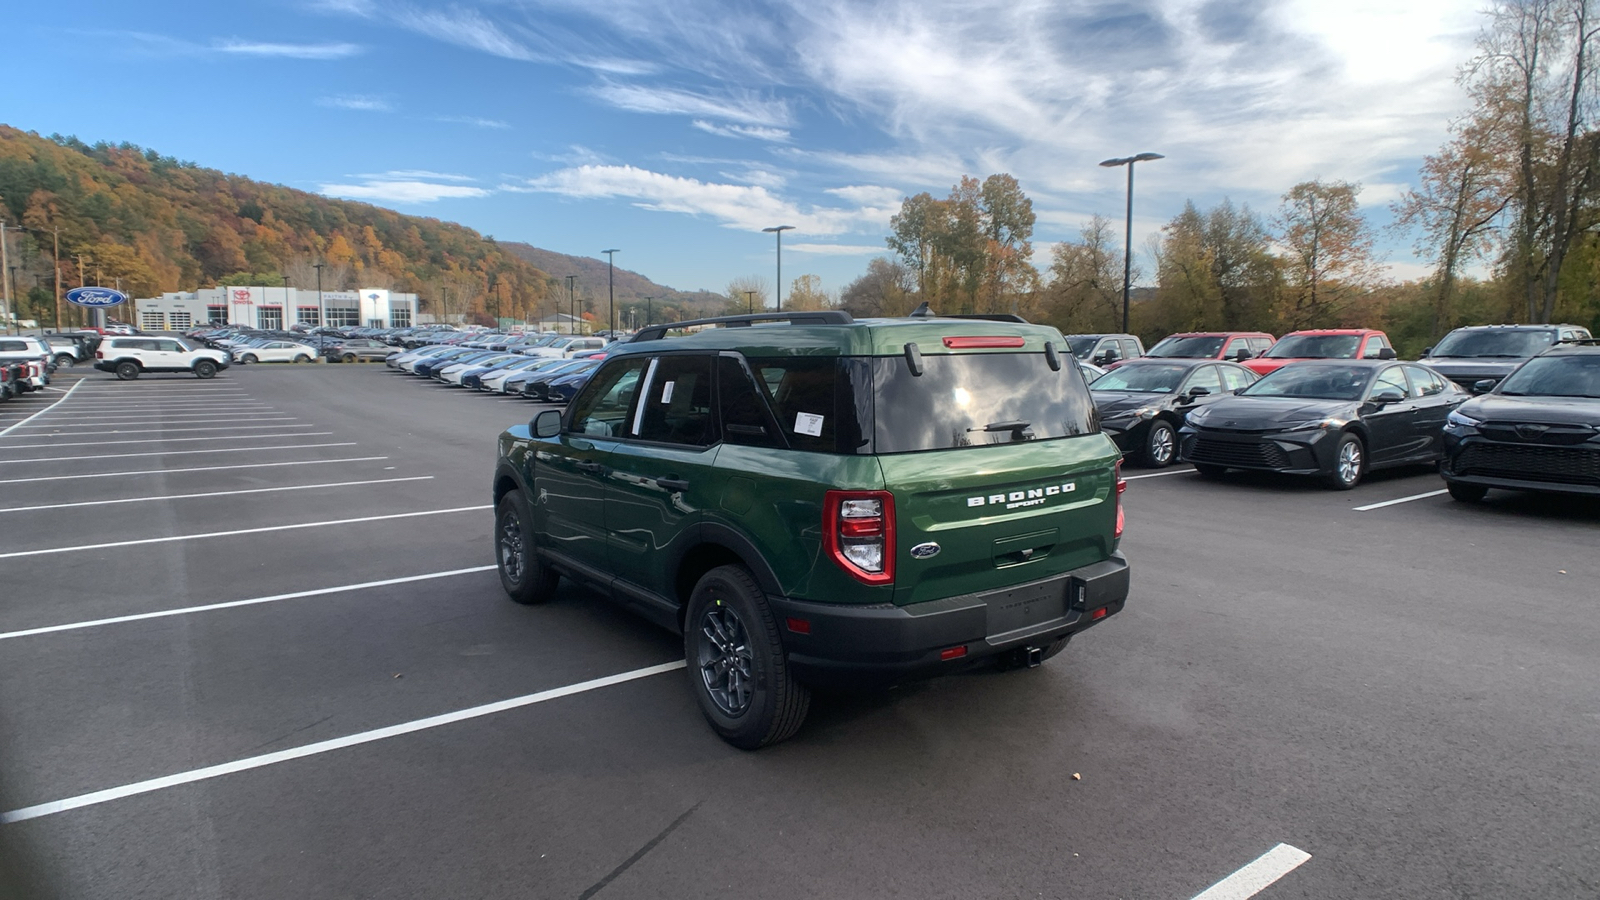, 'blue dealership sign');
65,287,129,308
